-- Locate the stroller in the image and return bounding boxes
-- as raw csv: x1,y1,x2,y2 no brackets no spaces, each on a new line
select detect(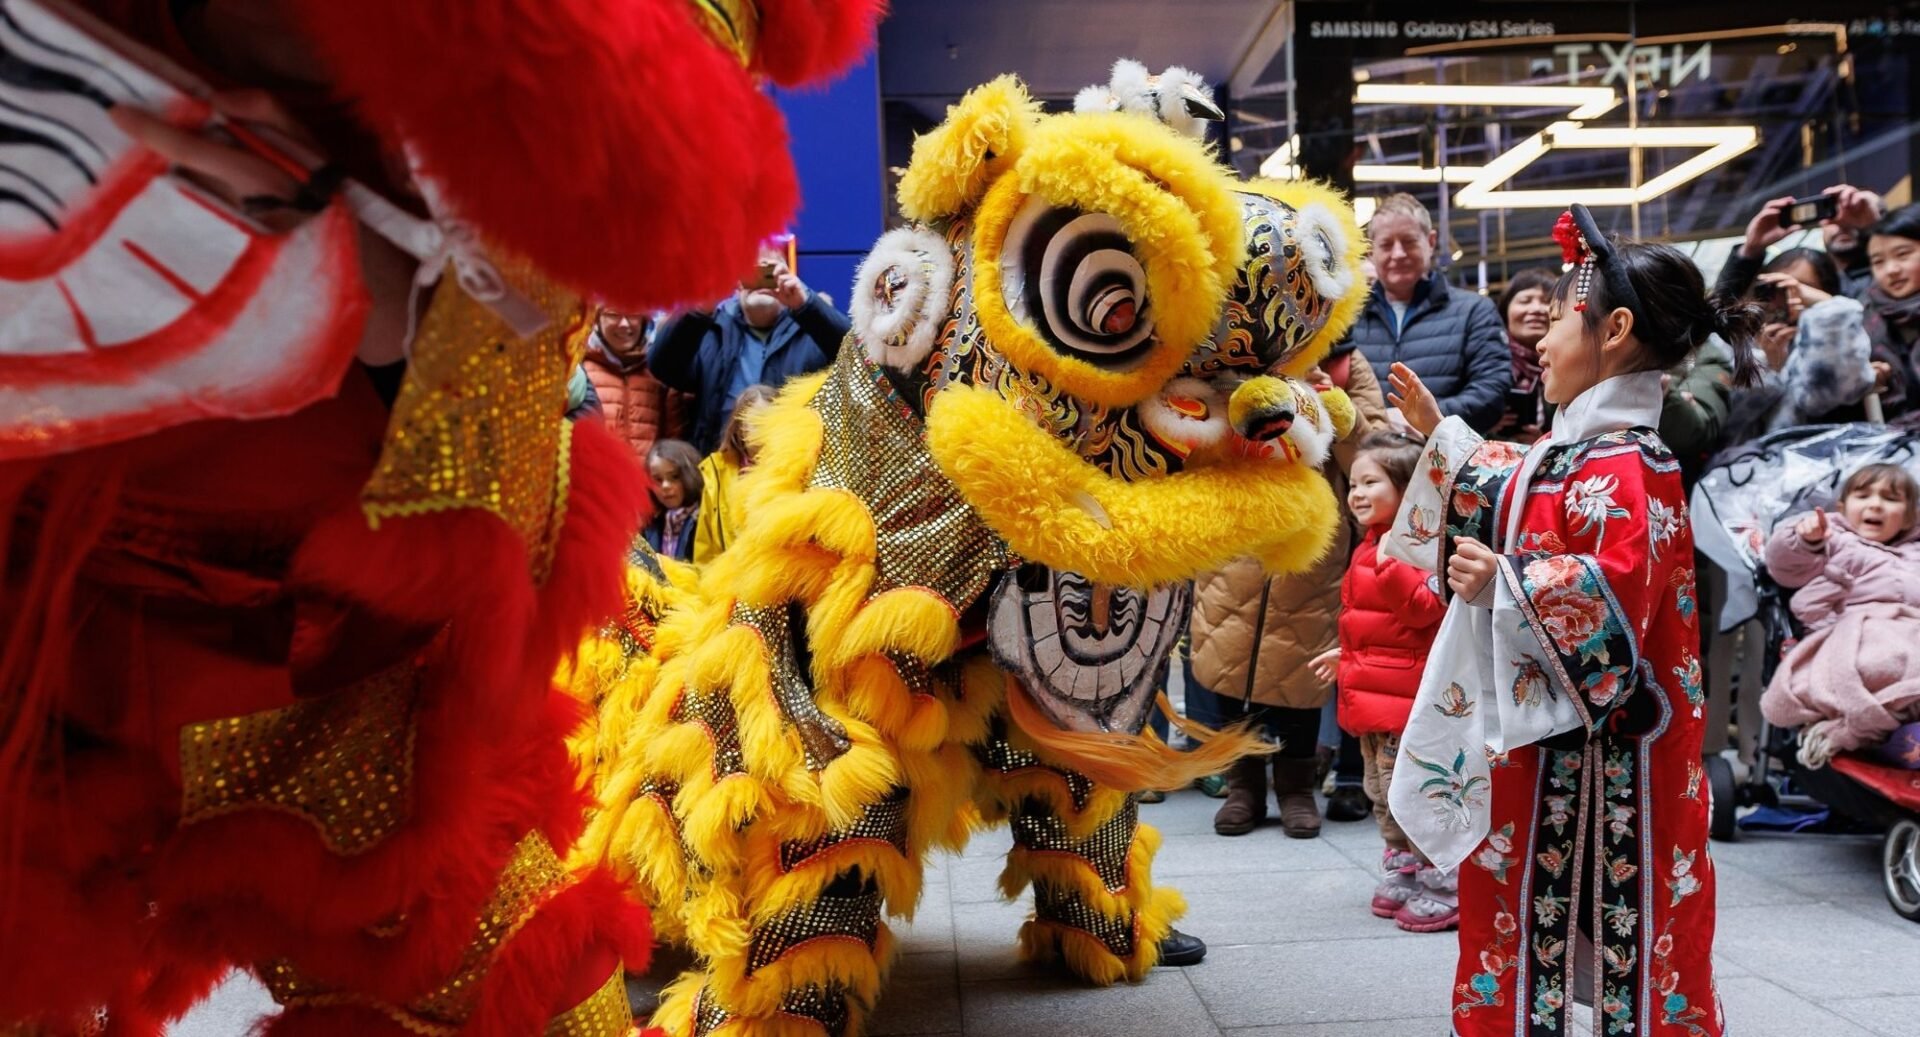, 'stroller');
1690,422,1920,924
